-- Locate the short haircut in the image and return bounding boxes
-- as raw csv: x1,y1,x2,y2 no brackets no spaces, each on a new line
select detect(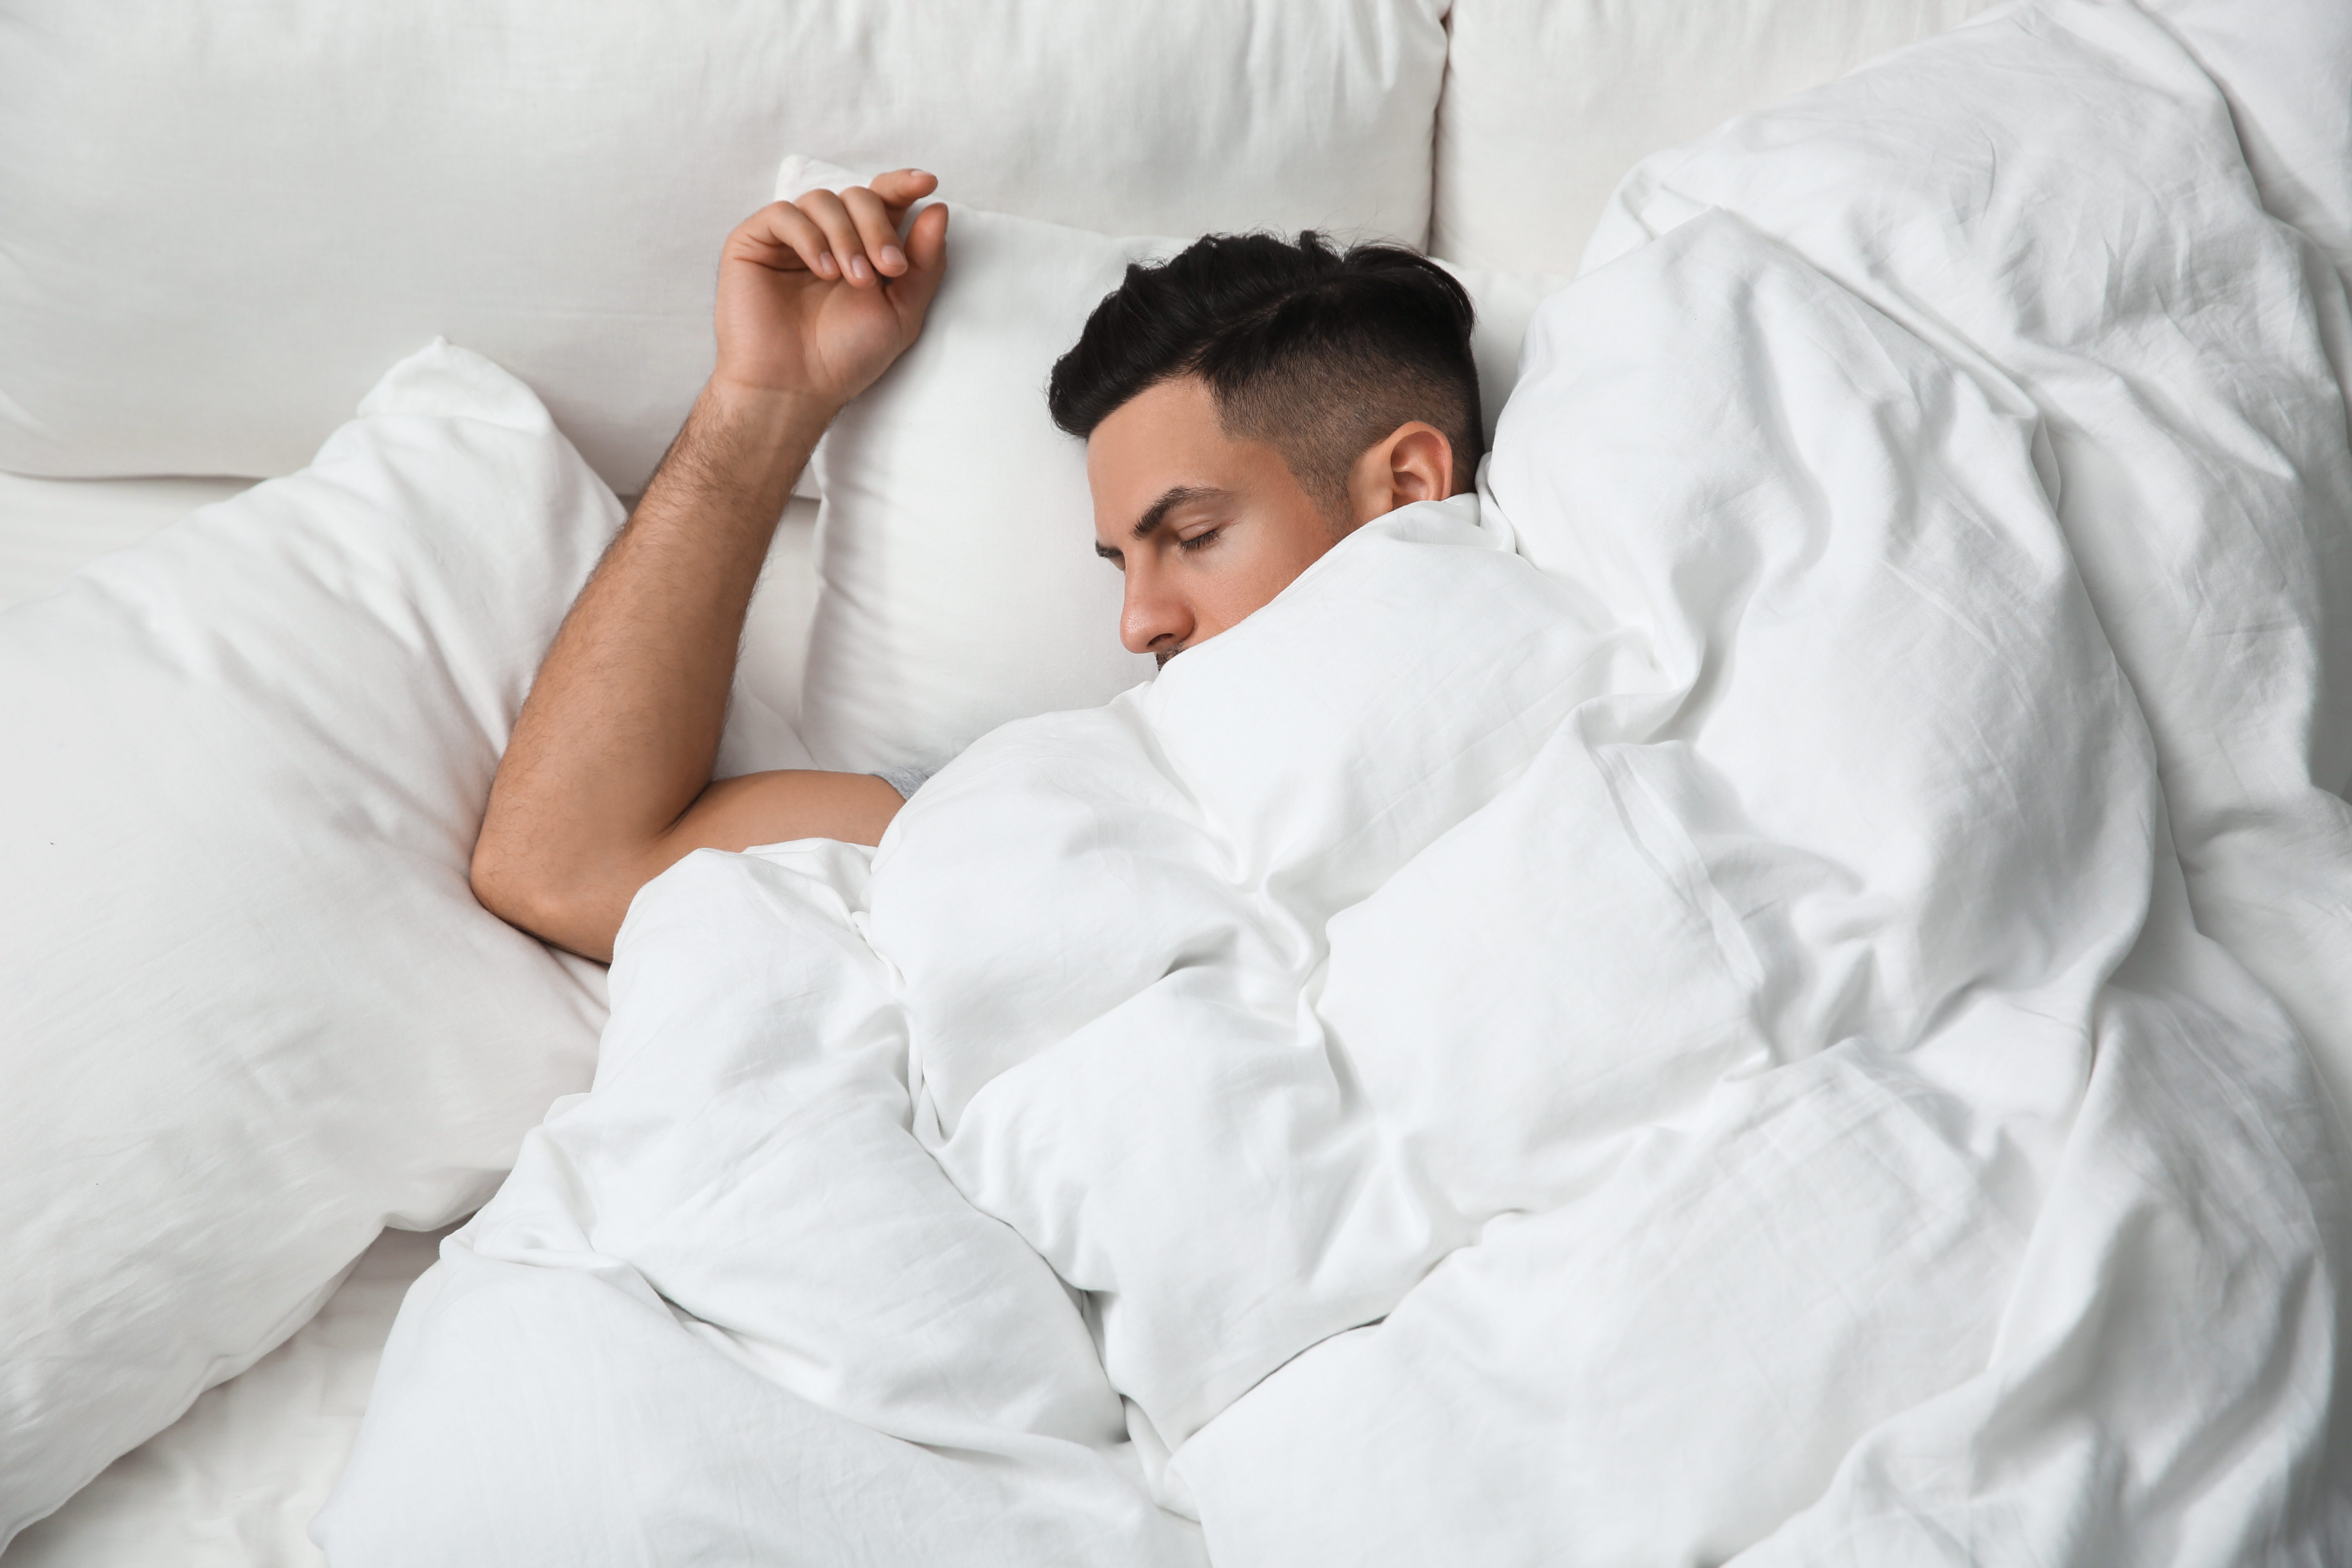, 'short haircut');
1046,232,1481,518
